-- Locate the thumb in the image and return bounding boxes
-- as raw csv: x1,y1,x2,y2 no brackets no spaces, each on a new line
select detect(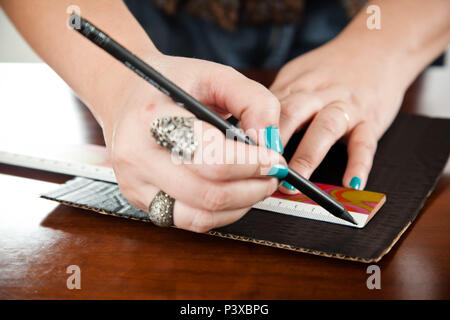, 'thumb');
203,65,282,149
